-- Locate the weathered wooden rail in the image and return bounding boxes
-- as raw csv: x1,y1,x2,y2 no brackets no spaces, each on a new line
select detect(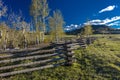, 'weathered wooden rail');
0,37,96,77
